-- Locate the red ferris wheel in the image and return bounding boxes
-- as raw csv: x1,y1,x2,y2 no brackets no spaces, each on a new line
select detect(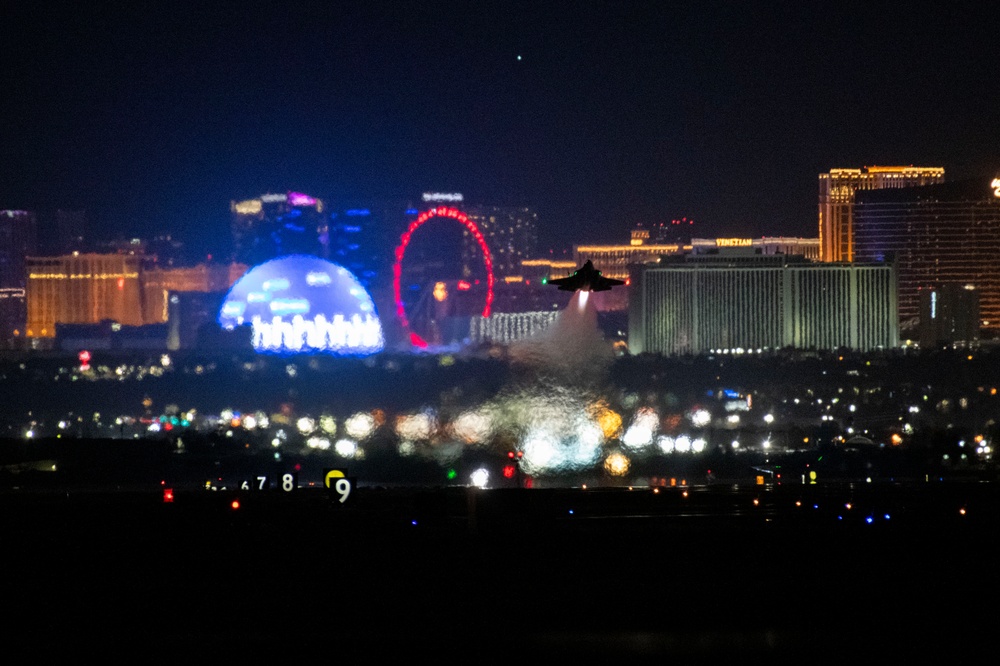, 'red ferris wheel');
393,207,495,348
